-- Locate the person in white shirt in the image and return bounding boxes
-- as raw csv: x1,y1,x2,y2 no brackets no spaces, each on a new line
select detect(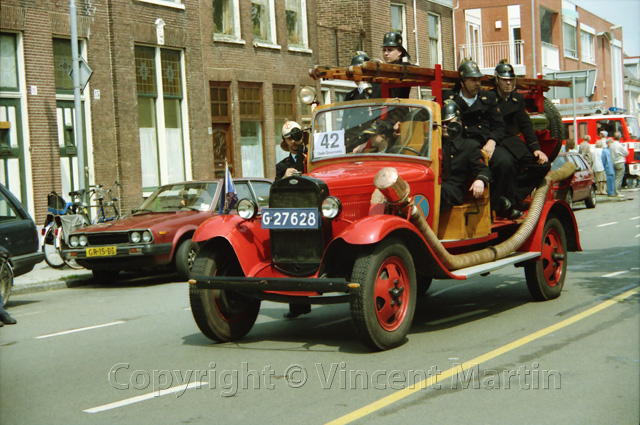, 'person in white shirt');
609,132,629,196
